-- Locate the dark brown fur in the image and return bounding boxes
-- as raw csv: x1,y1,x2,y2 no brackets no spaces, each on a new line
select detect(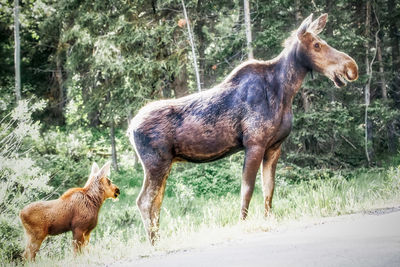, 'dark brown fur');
128,13,358,244
19,162,120,260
